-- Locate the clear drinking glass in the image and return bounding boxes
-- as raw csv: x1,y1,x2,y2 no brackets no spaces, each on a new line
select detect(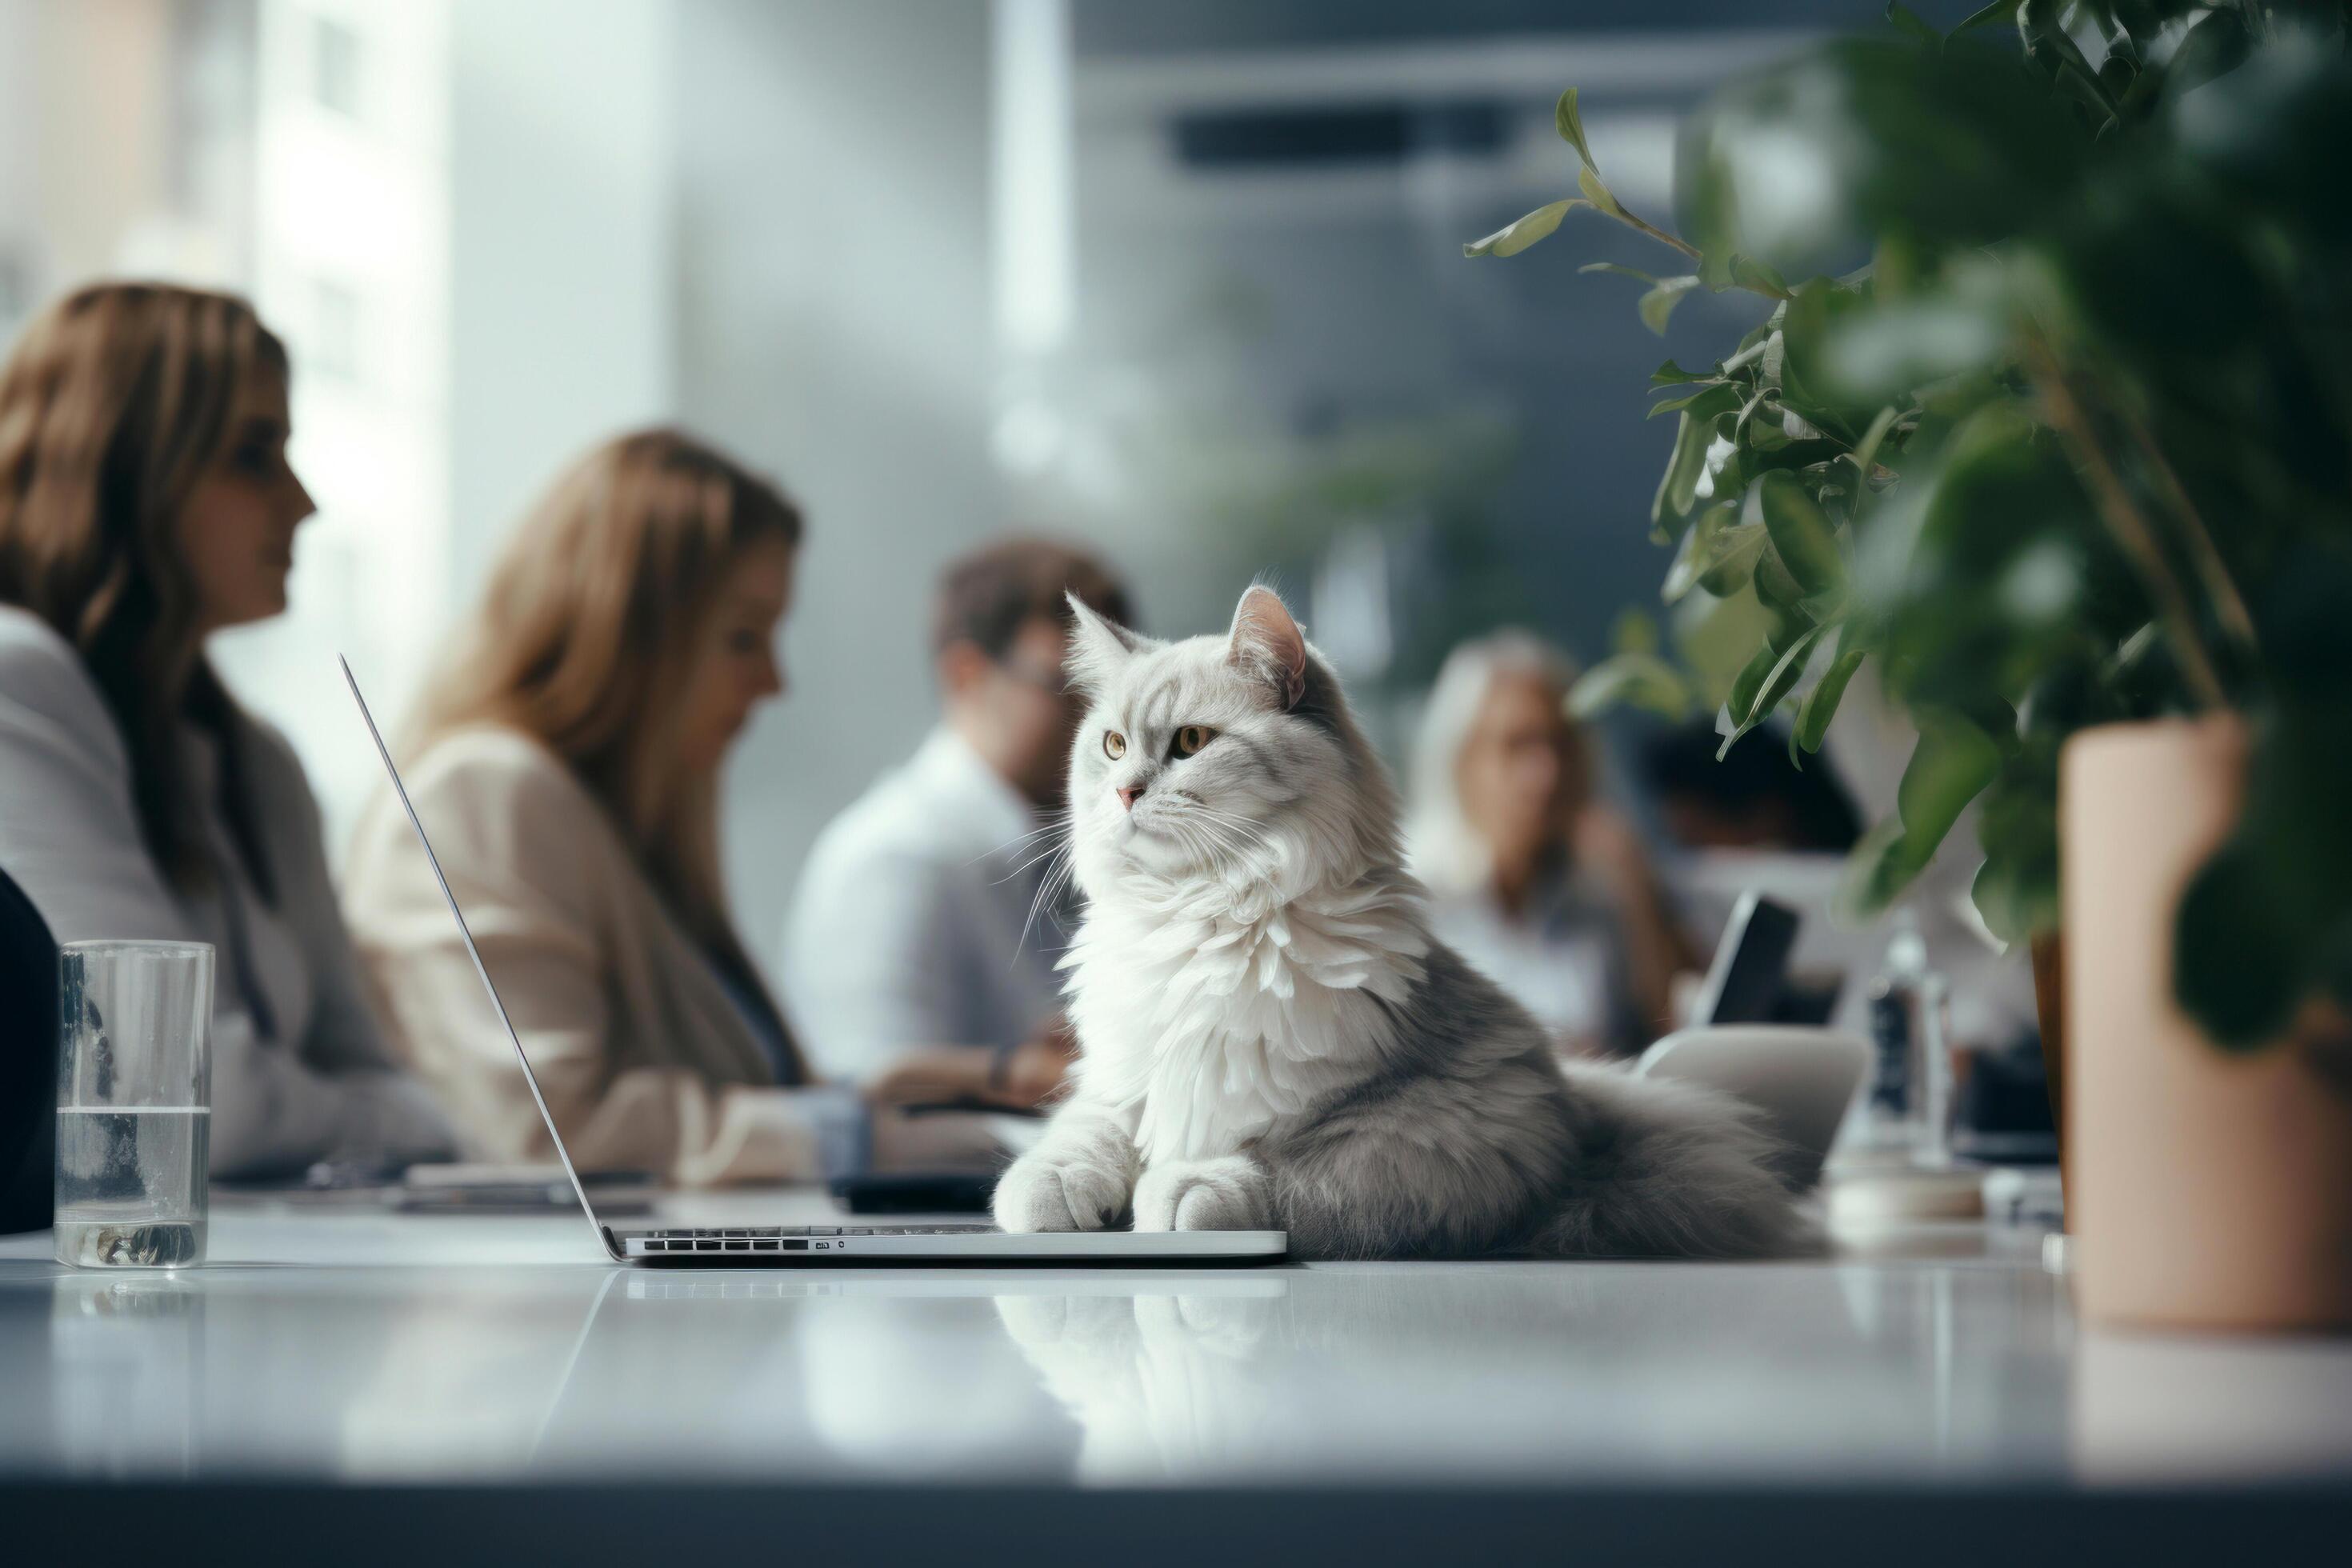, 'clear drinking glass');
54,941,214,1269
